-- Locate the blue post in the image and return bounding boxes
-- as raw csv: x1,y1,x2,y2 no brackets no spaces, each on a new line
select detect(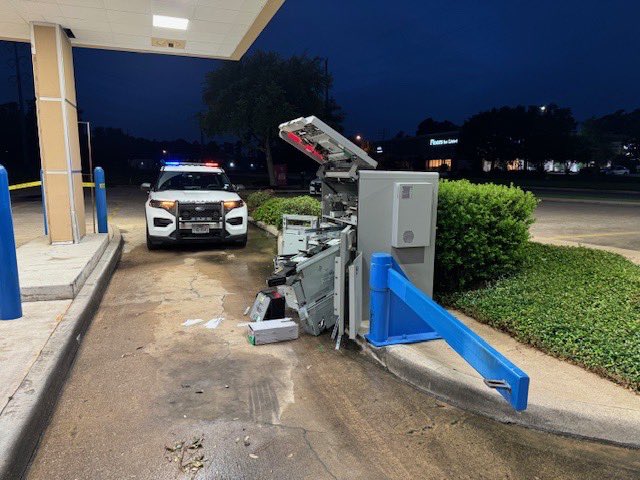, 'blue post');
368,253,392,345
0,165,22,320
94,167,108,233
40,169,48,236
